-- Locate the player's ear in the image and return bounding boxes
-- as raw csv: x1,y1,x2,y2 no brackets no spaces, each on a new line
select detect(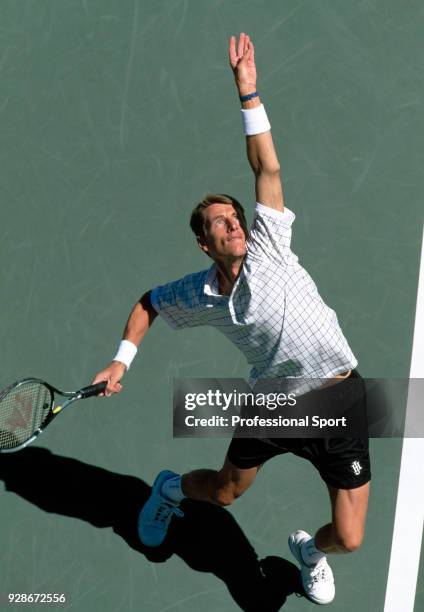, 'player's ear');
197,236,209,255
